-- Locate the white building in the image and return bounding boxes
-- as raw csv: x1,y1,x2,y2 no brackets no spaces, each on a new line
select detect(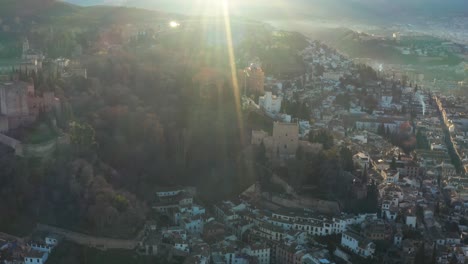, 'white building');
242,244,270,264
24,250,48,264
259,92,282,114
341,231,375,258
353,152,371,169
181,215,204,235
406,215,417,228
380,96,394,109
156,188,184,198
45,235,60,246
394,232,403,247
174,240,189,252
385,171,400,184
